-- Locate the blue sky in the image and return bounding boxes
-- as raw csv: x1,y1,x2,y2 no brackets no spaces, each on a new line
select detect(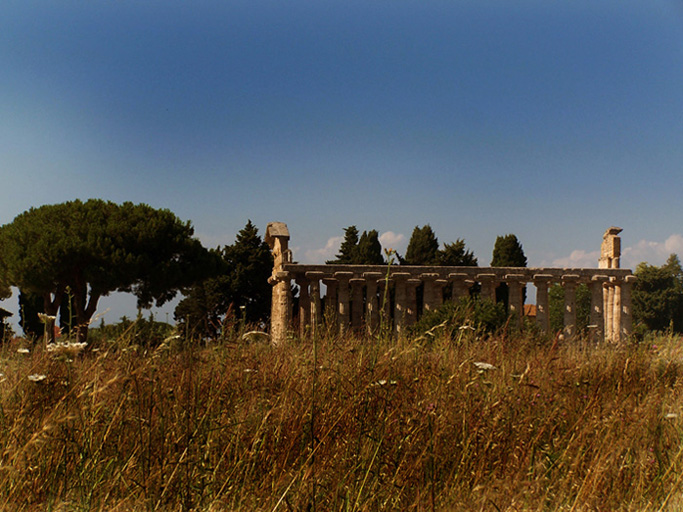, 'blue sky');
2,1,683,325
